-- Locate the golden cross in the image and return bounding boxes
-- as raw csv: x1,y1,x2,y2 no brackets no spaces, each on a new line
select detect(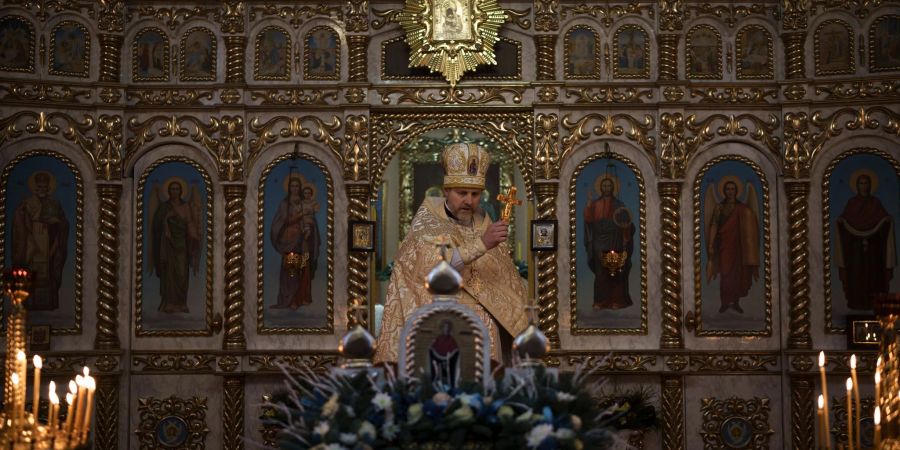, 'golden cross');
496,186,521,222
427,234,454,261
